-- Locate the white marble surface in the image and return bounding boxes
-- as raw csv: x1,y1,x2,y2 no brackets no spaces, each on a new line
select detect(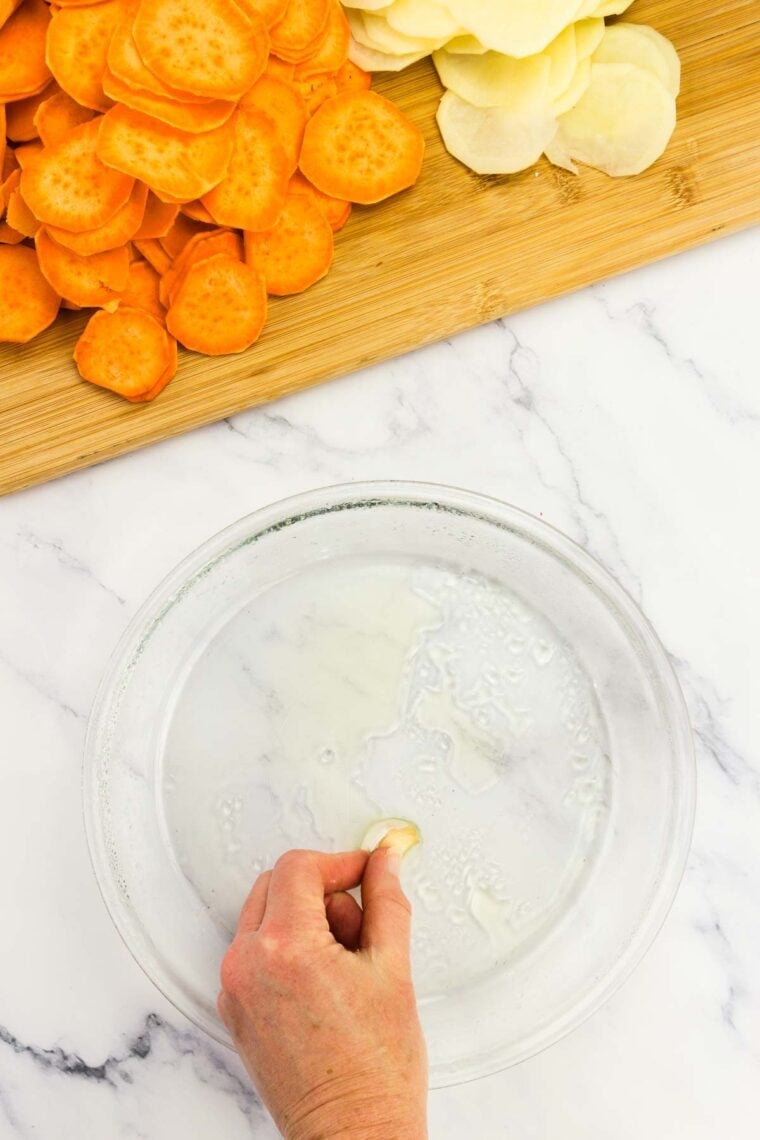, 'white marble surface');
1,226,759,1139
